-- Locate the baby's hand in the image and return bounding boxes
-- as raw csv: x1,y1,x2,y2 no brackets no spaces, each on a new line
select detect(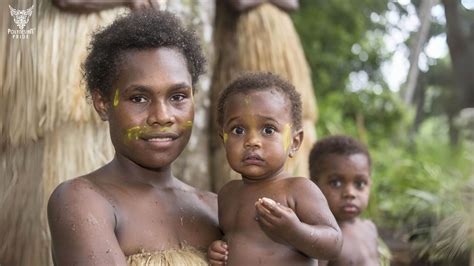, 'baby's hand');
255,197,300,243
208,240,228,265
